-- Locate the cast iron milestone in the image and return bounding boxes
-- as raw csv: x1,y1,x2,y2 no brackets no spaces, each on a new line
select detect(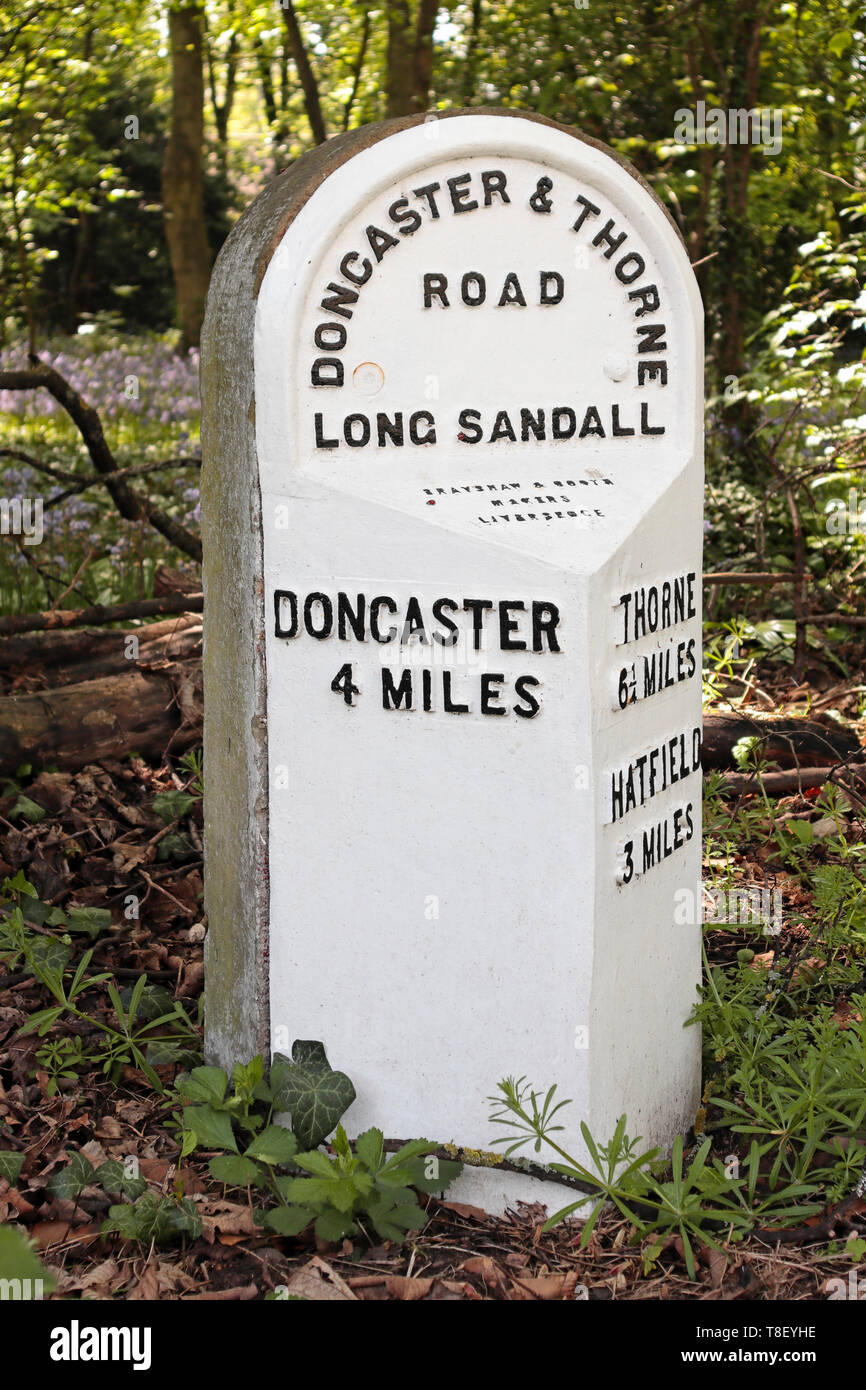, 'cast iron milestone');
201,110,704,1212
